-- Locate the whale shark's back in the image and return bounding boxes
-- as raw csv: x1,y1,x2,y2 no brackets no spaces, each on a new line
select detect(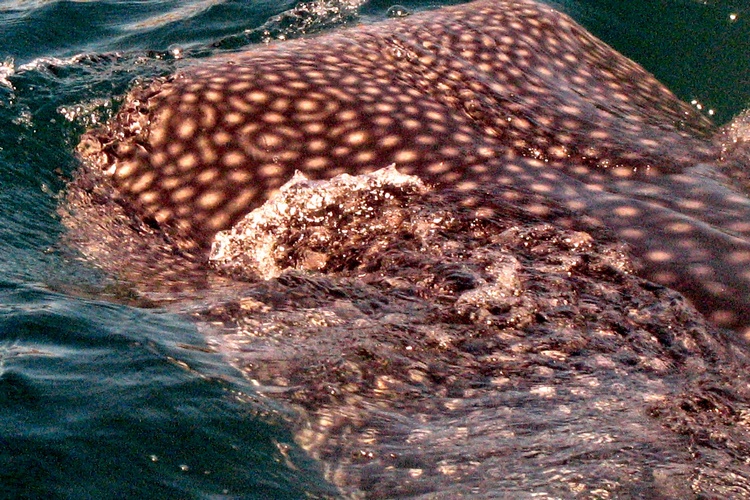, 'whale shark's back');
78,0,715,251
